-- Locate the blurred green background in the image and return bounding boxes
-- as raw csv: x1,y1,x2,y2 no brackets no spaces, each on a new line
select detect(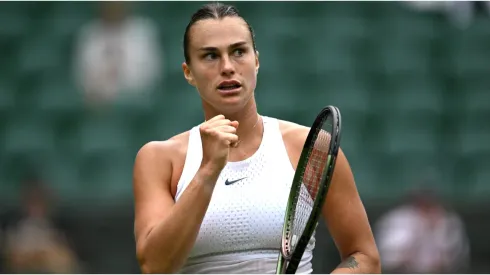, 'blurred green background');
0,1,489,273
